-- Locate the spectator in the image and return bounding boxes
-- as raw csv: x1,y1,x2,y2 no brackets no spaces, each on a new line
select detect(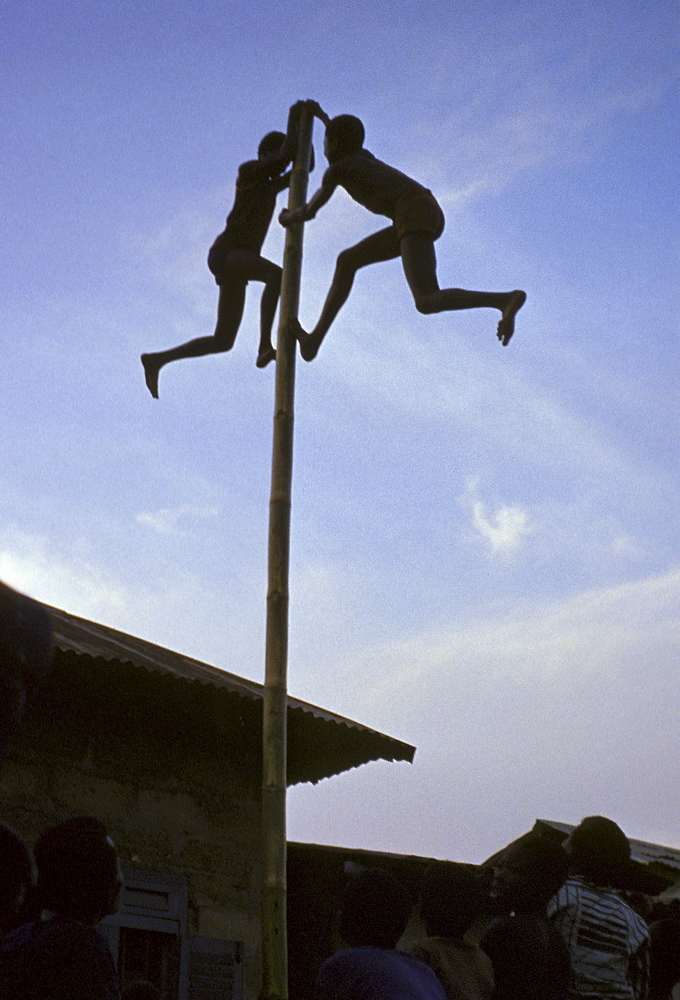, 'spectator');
0,816,122,999
547,816,650,1000
481,836,570,1000
403,862,494,1000
0,825,34,938
315,867,448,1000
